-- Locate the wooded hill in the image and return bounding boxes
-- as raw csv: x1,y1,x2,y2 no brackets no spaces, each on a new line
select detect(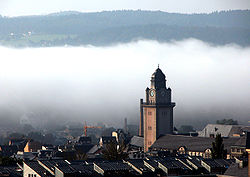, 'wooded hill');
0,10,249,47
